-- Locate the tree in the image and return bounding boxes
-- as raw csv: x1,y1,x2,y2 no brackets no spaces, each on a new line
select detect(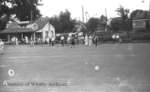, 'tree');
86,15,107,33
111,6,132,32
49,16,61,33
59,10,73,33
116,5,129,21
0,0,41,30
49,10,76,33
86,17,100,33
110,17,132,32
100,15,107,24
130,9,150,19
110,17,121,32
0,4,10,30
